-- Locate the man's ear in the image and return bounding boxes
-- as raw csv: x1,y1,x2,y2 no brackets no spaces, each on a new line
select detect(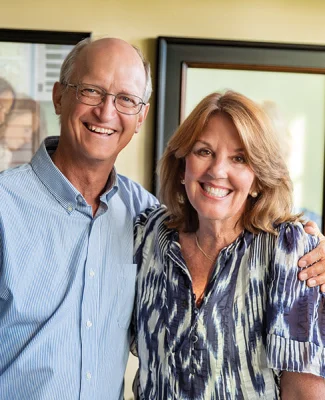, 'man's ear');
52,82,63,115
135,103,150,133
